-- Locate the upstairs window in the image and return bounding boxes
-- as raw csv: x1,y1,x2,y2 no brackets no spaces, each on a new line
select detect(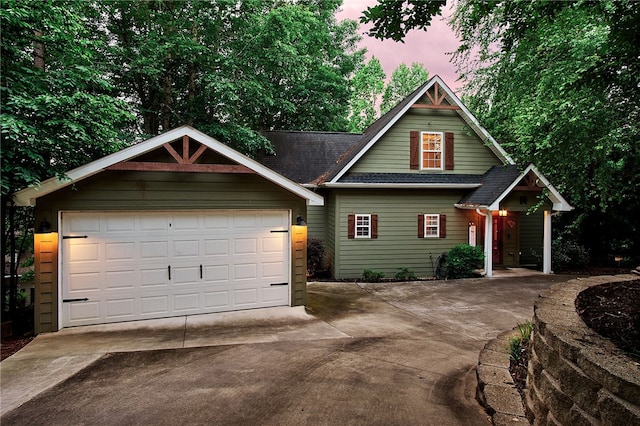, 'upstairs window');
421,132,443,170
410,131,454,170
